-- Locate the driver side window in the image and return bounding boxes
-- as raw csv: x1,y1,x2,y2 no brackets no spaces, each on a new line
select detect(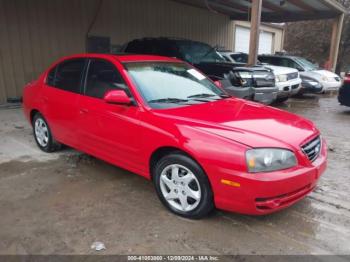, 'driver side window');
85,59,127,99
